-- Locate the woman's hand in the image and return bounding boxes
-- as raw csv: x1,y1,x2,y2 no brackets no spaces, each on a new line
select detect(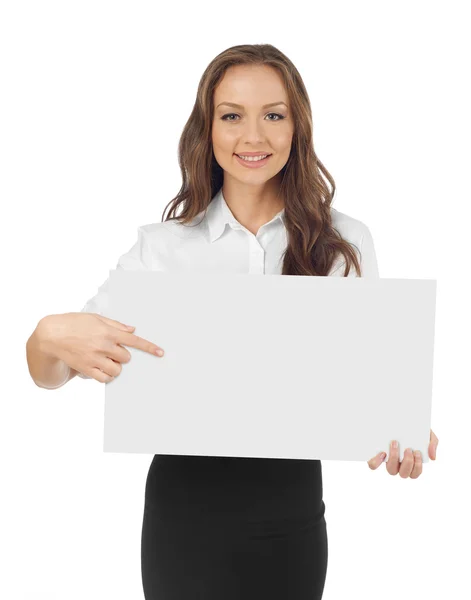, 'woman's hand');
367,429,439,479
39,312,165,384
